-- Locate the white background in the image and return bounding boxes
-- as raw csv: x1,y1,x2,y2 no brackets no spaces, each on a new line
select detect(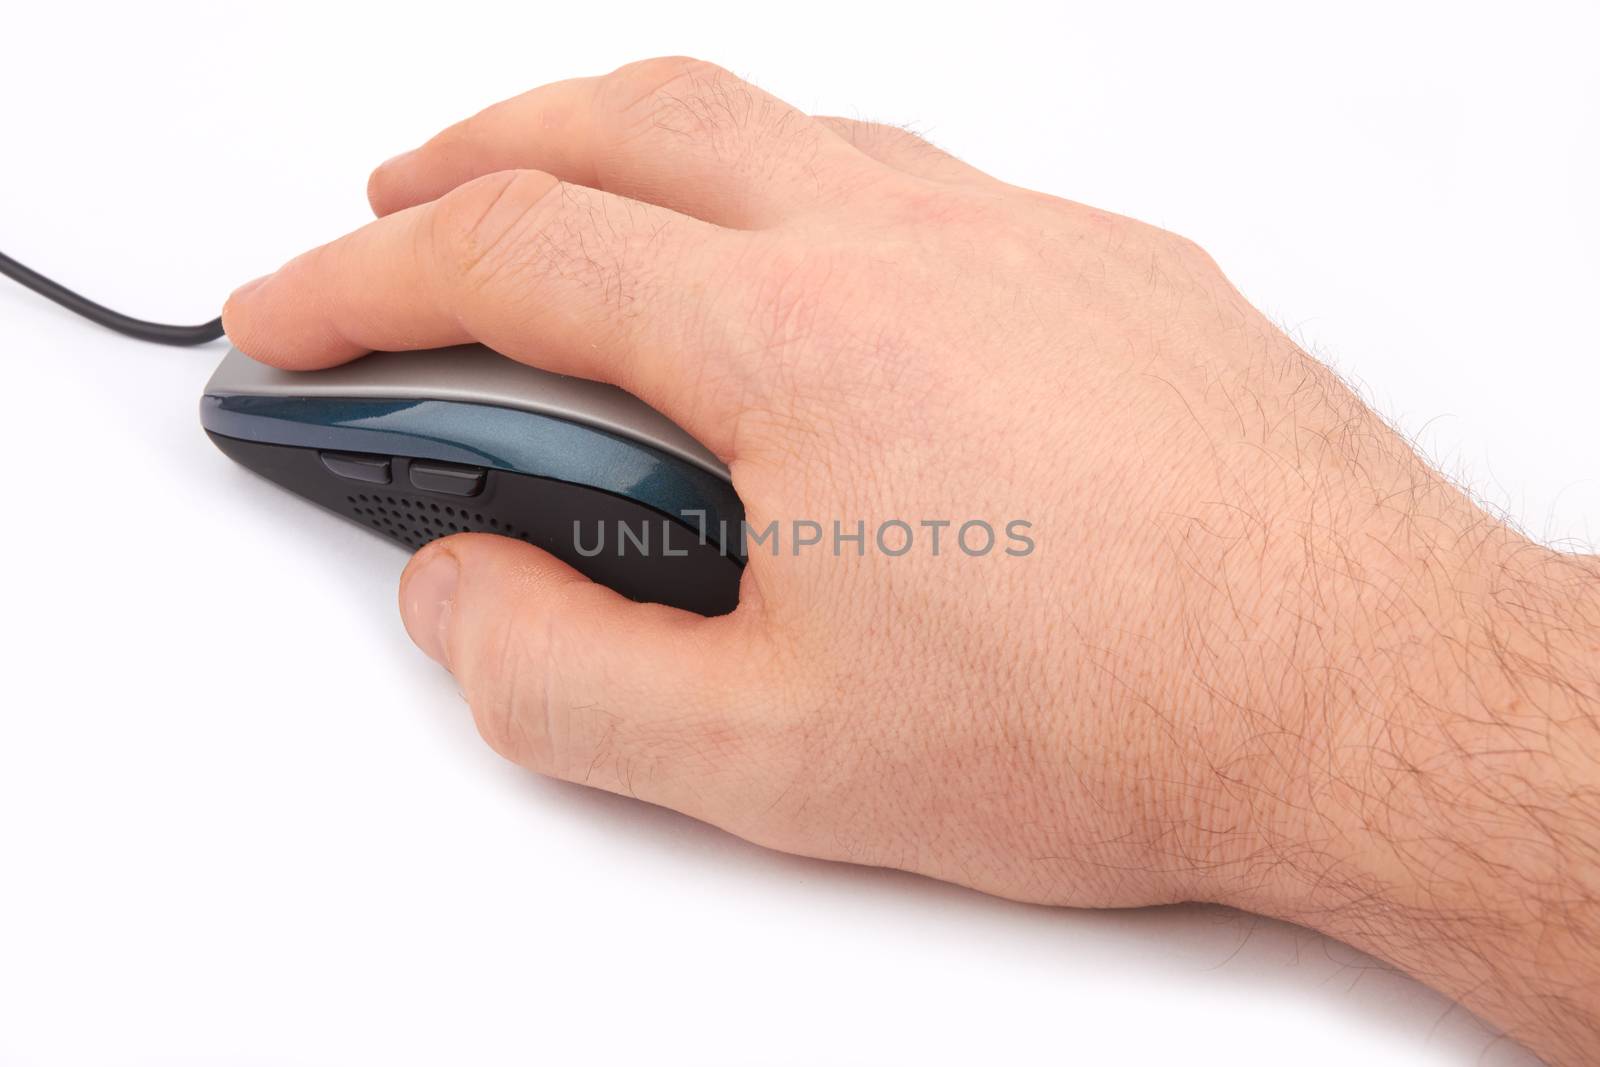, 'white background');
0,1,1594,1063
